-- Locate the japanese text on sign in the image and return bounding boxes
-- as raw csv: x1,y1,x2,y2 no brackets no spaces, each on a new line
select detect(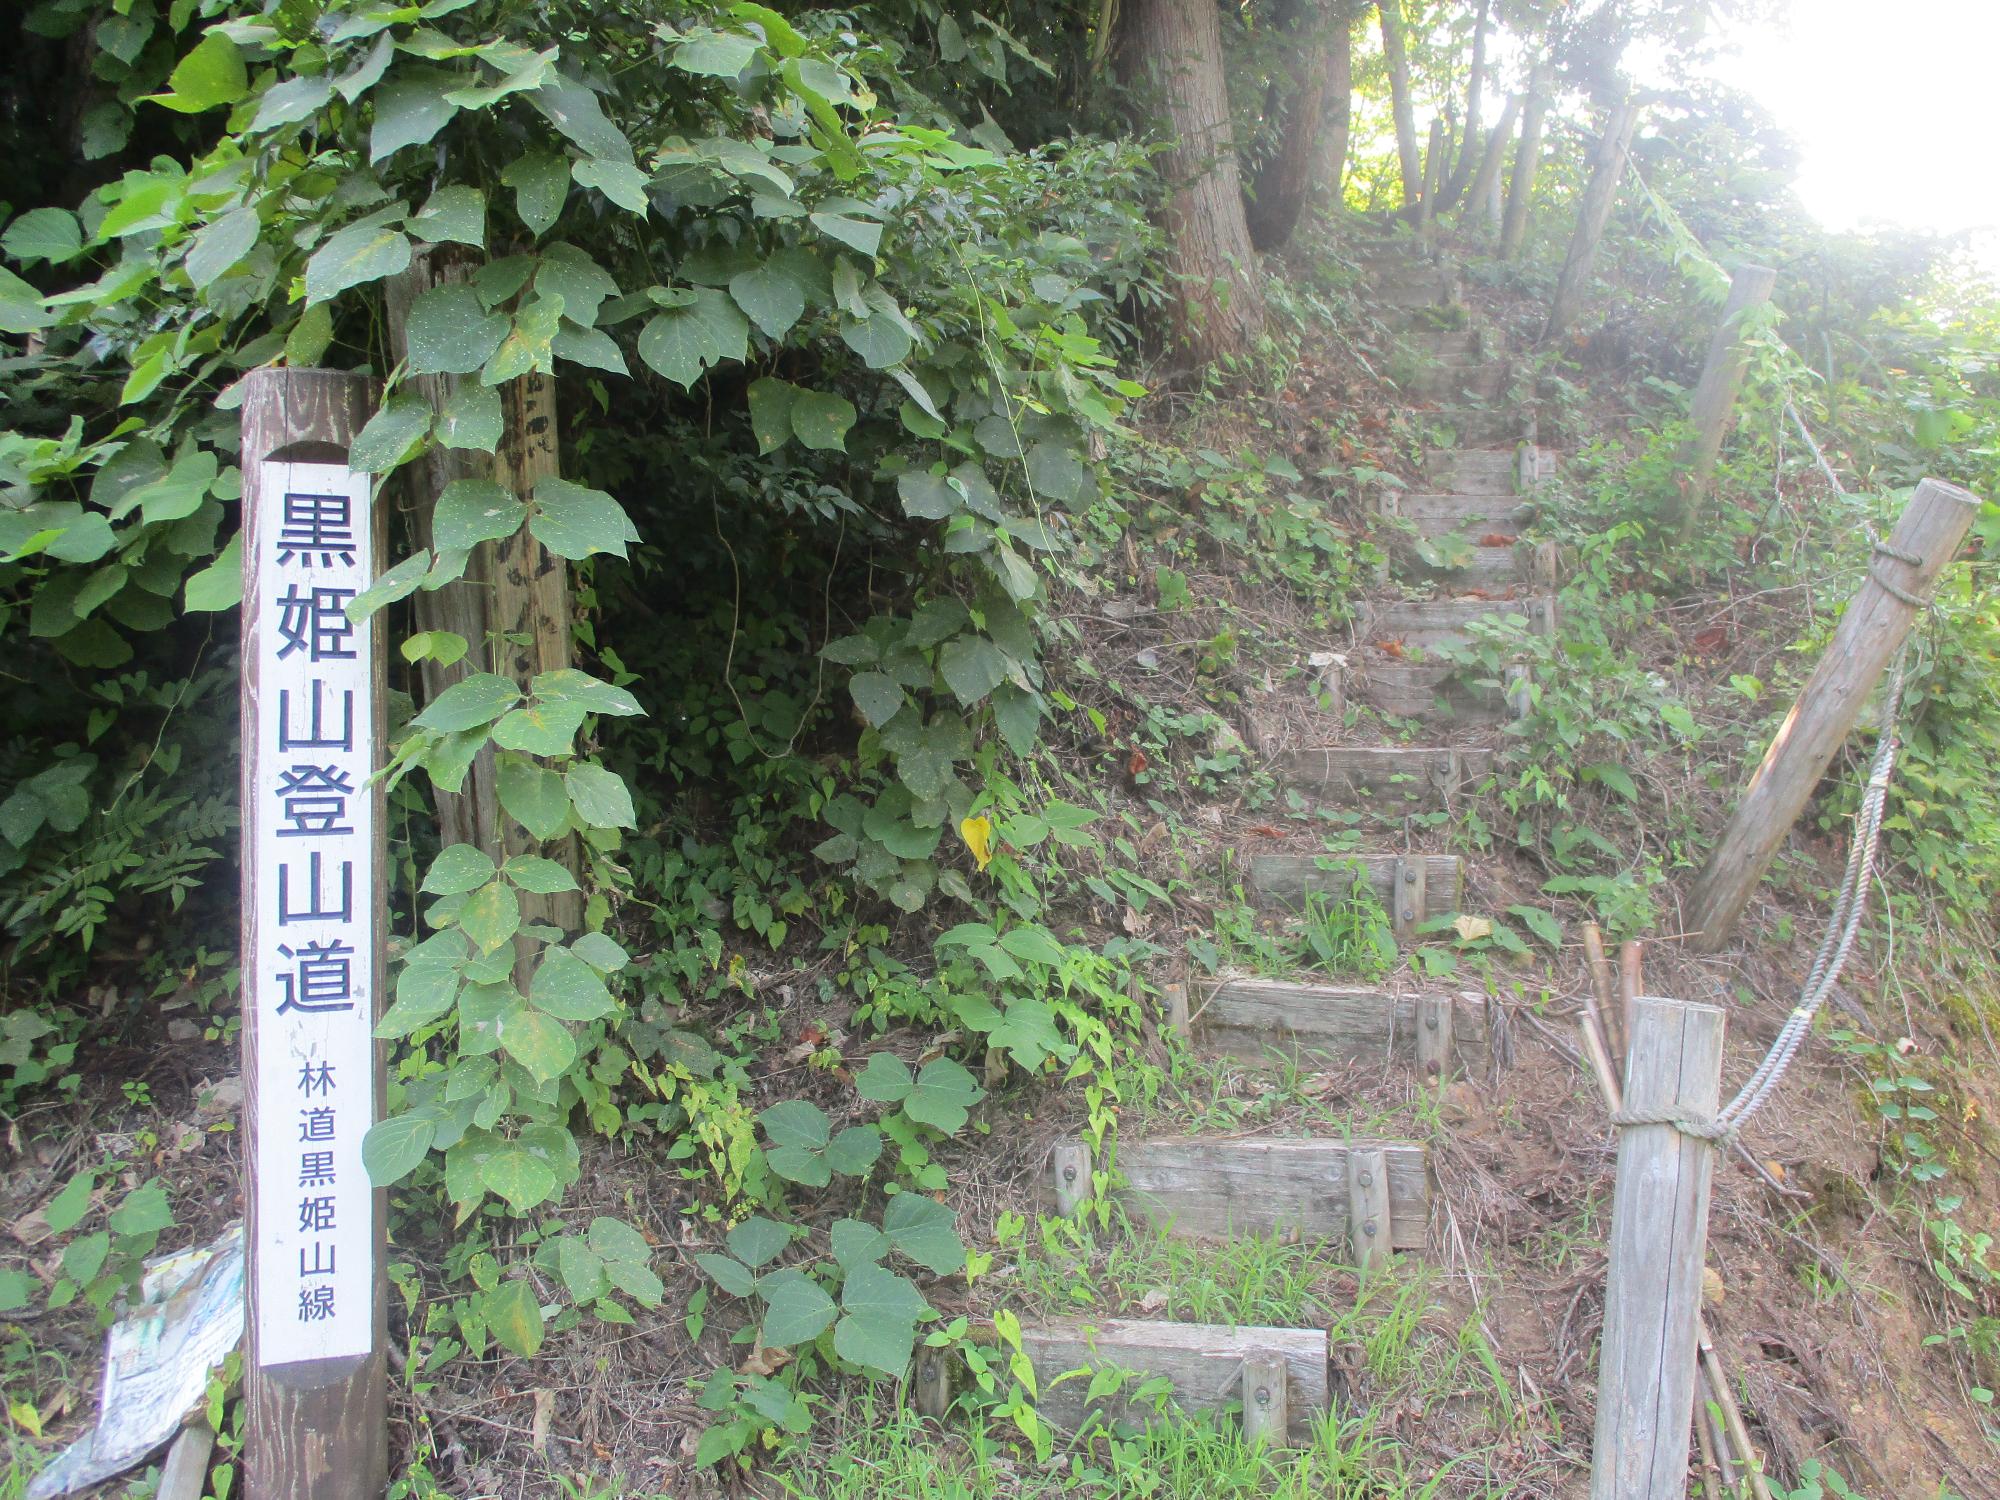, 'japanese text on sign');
249,461,375,1363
